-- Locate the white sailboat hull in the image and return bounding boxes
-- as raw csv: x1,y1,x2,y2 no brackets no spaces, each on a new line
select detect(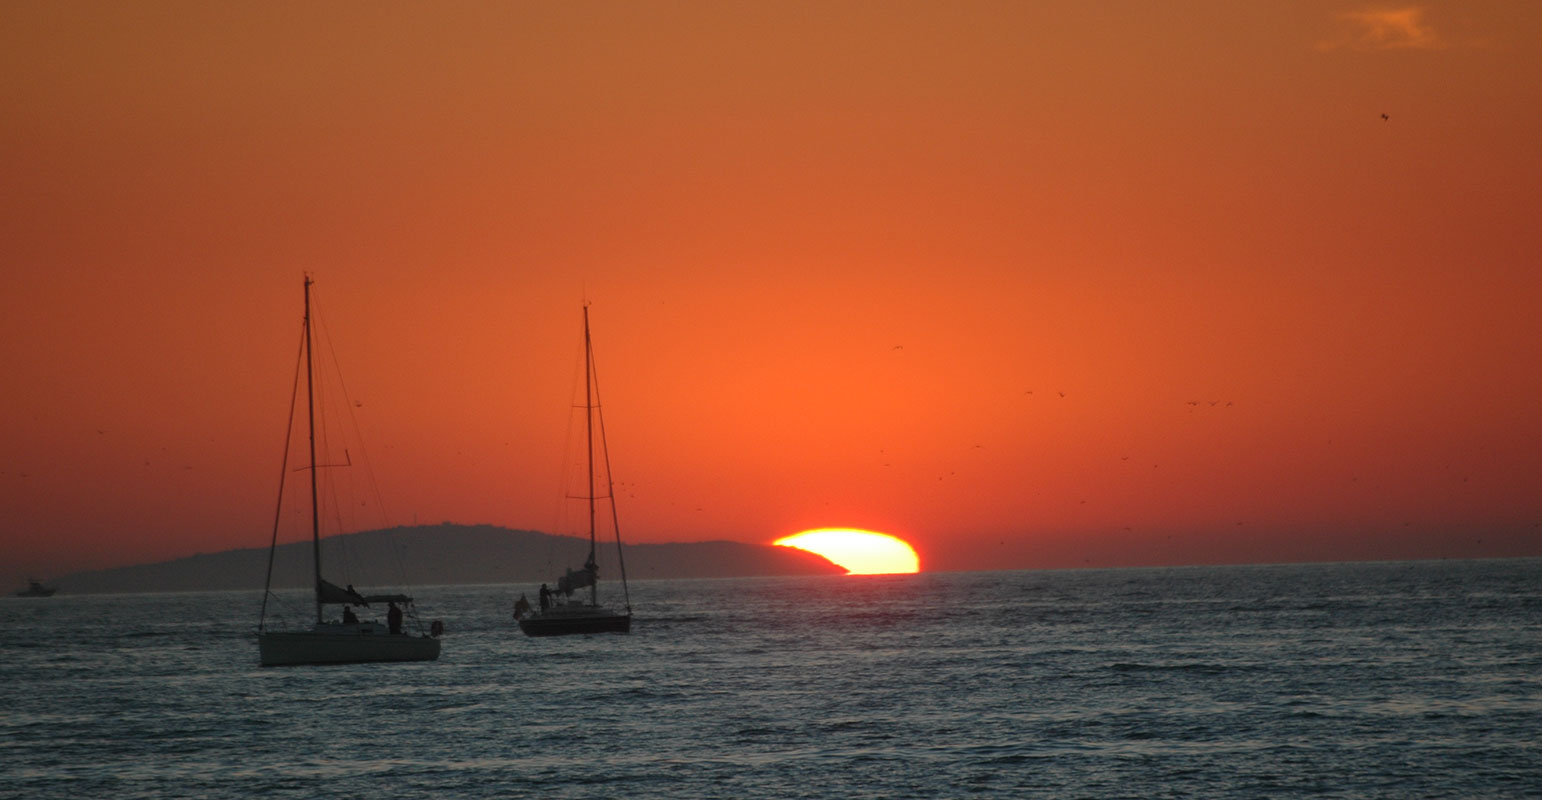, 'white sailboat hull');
257,279,445,668
259,625,441,666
